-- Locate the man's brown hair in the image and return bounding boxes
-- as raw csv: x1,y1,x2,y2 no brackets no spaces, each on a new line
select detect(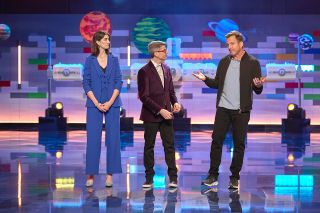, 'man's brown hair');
225,30,244,42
